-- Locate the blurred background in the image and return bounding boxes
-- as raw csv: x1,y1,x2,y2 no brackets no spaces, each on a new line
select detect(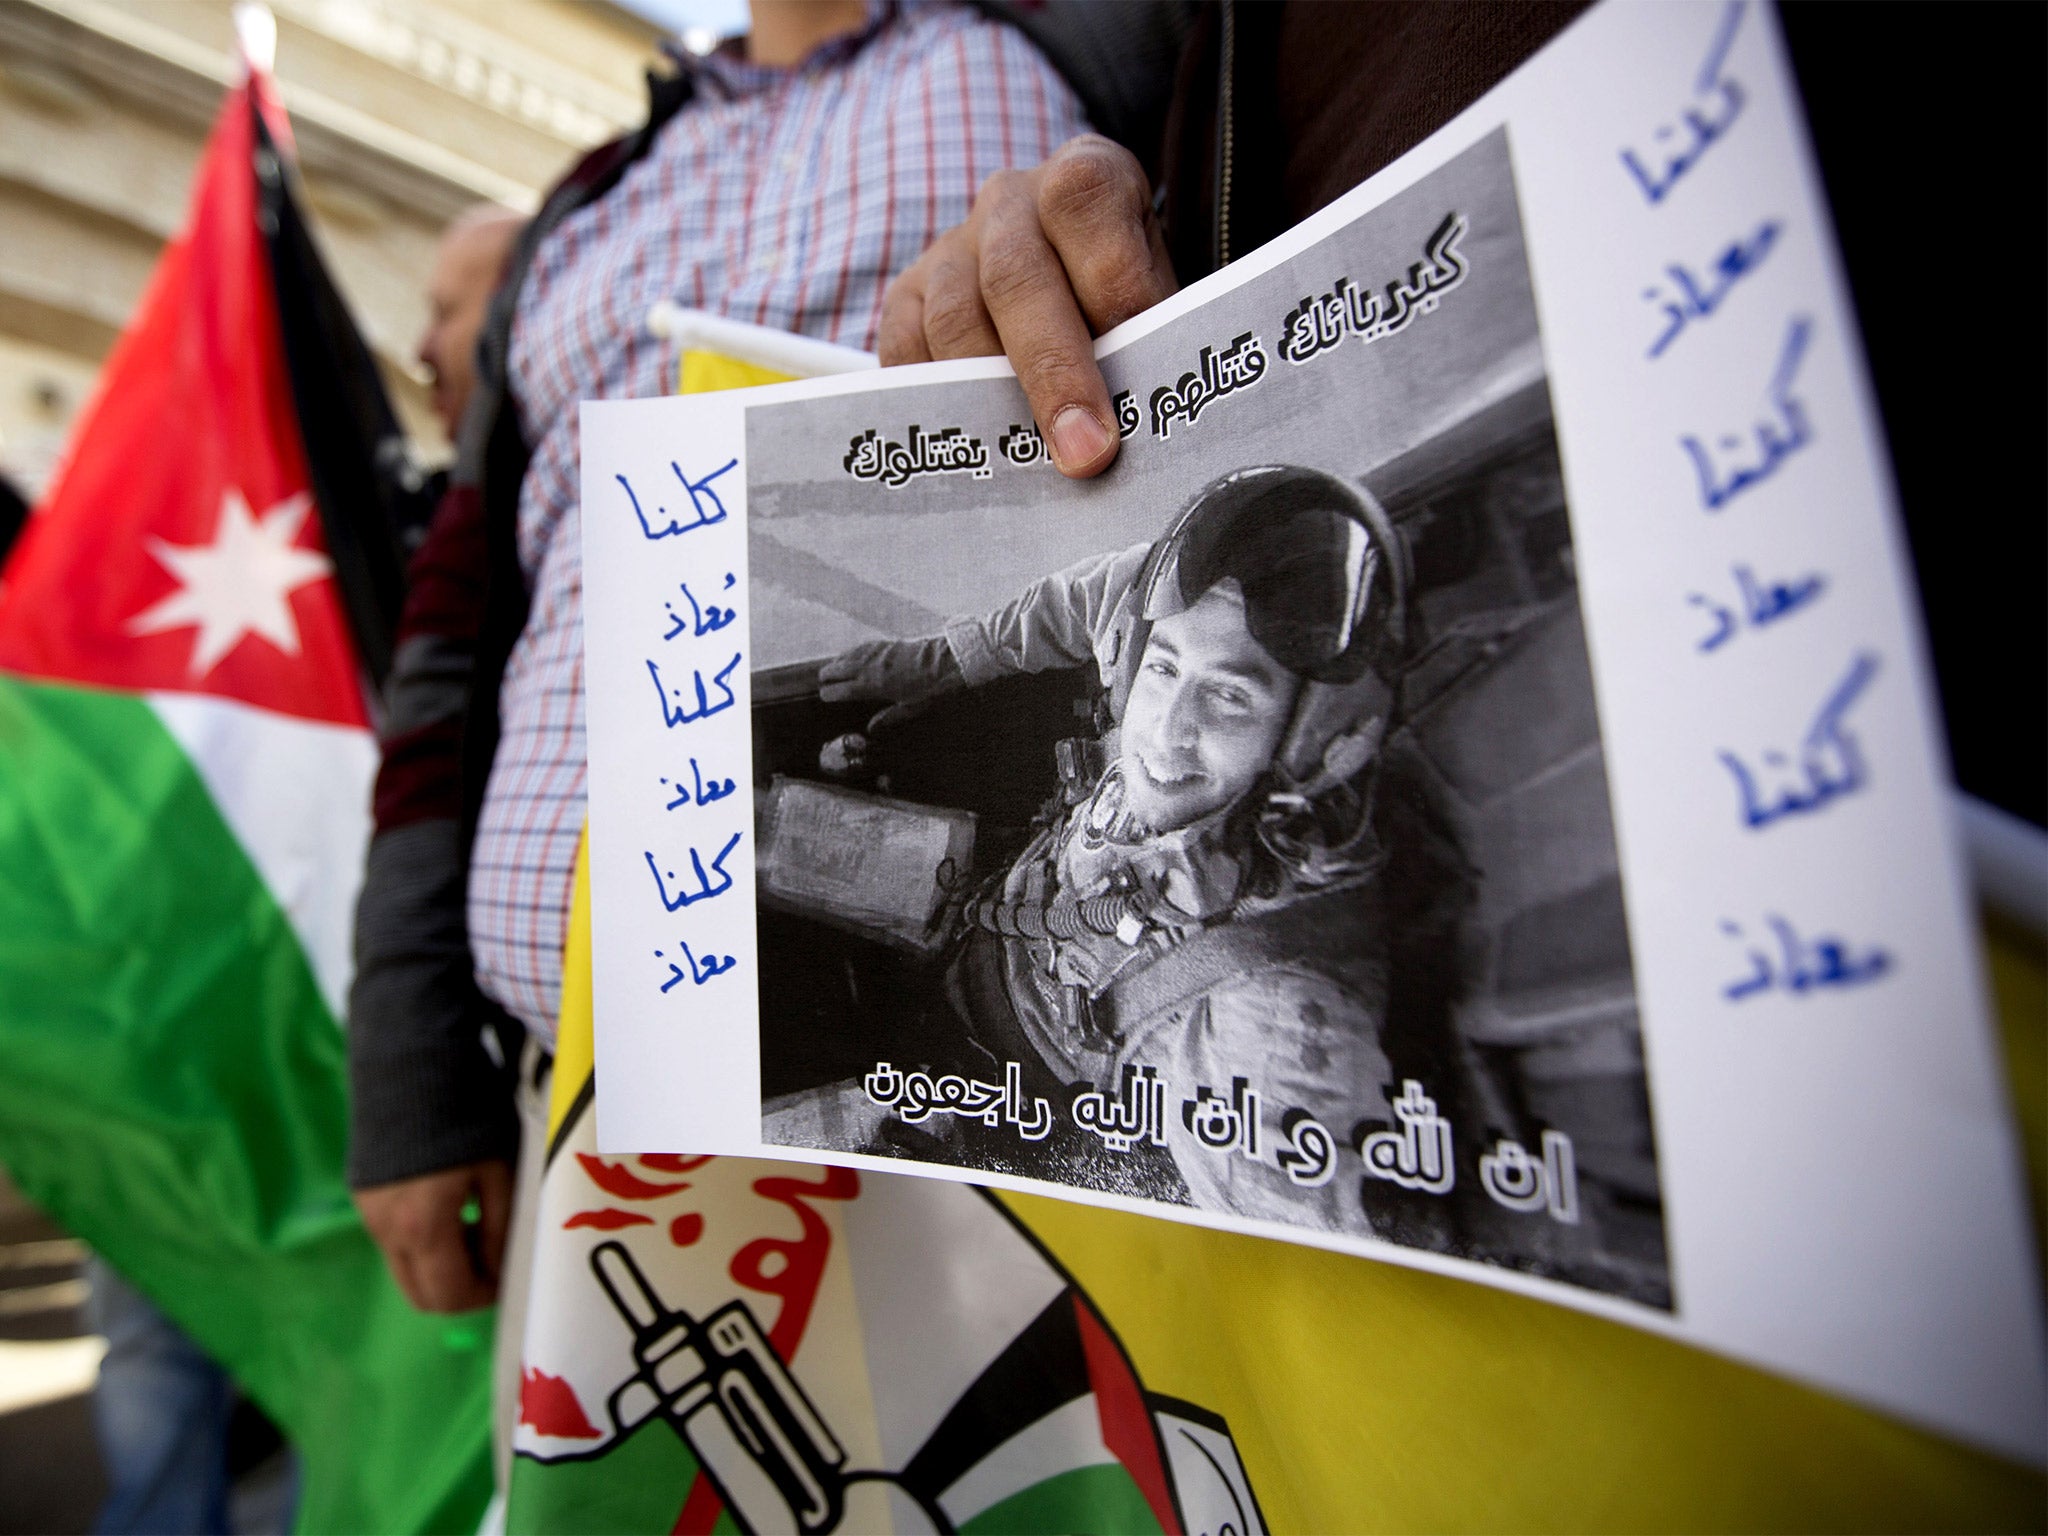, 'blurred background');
0,0,746,499
0,4,746,1525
